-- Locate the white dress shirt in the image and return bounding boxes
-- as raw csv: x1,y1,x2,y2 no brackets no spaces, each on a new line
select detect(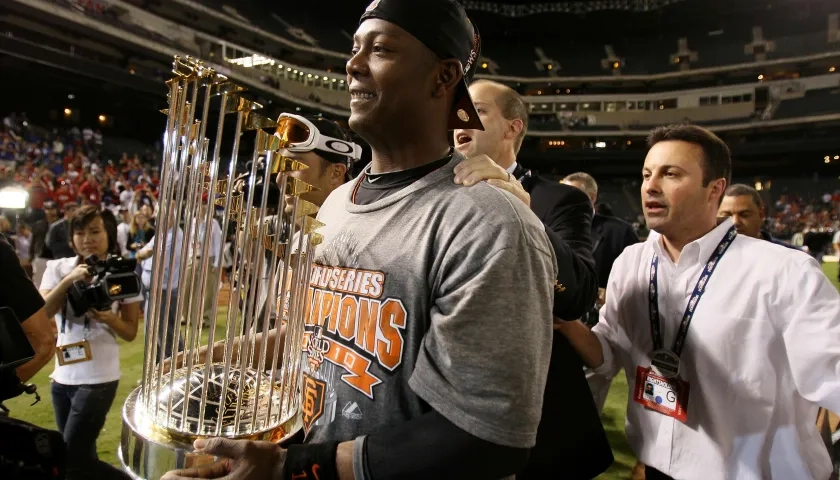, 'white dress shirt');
117,222,130,257
188,217,223,268
593,218,840,480
139,227,184,290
